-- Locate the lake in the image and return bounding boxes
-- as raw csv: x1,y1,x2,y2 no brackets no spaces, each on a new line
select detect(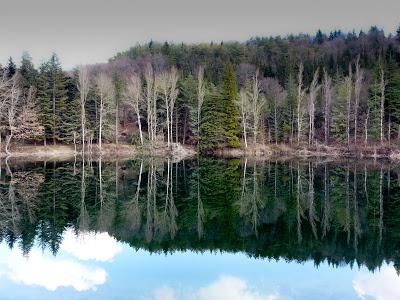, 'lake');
0,157,398,300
